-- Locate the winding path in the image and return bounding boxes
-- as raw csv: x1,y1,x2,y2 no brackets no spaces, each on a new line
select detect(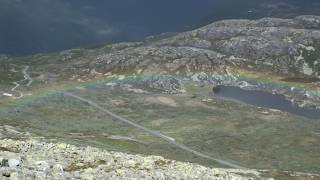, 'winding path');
3,65,33,99
22,66,33,87
64,92,245,169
